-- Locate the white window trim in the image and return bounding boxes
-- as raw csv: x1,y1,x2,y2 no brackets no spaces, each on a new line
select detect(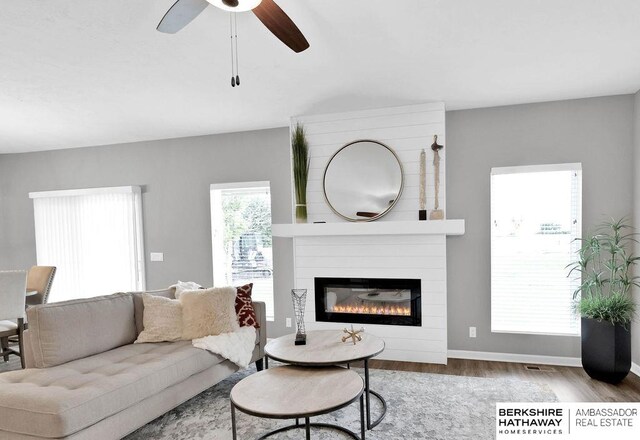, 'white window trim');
490,163,582,337
491,162,582,176
490,329,581,338
210,181,275,321
209,181,270,191
30,185,146,299
209,181,271,287
29,186,141,199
